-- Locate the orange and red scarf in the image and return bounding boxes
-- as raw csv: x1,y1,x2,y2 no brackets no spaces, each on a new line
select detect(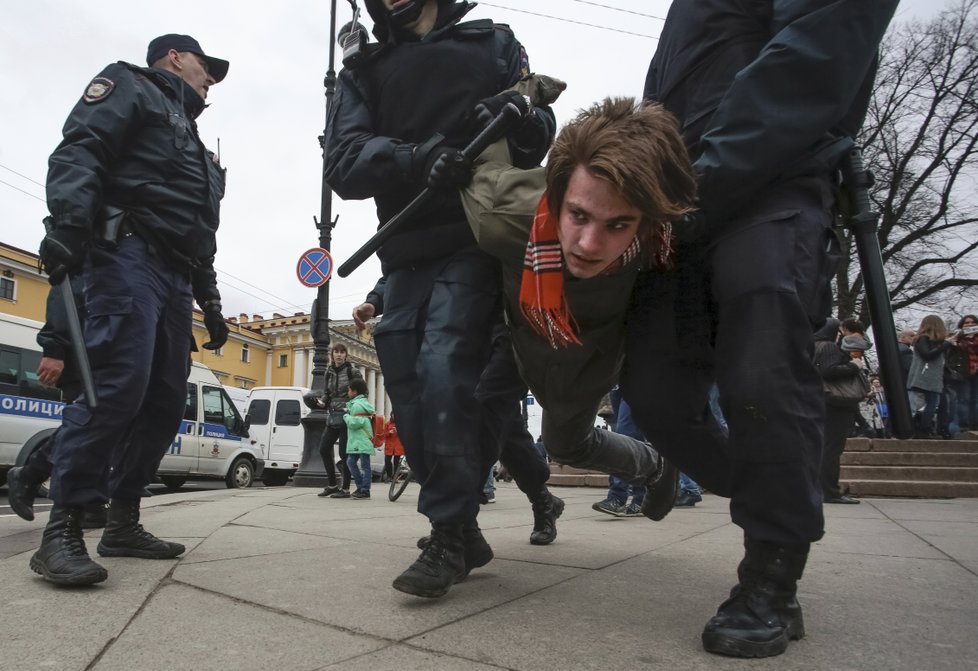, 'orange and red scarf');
519,194,662,349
